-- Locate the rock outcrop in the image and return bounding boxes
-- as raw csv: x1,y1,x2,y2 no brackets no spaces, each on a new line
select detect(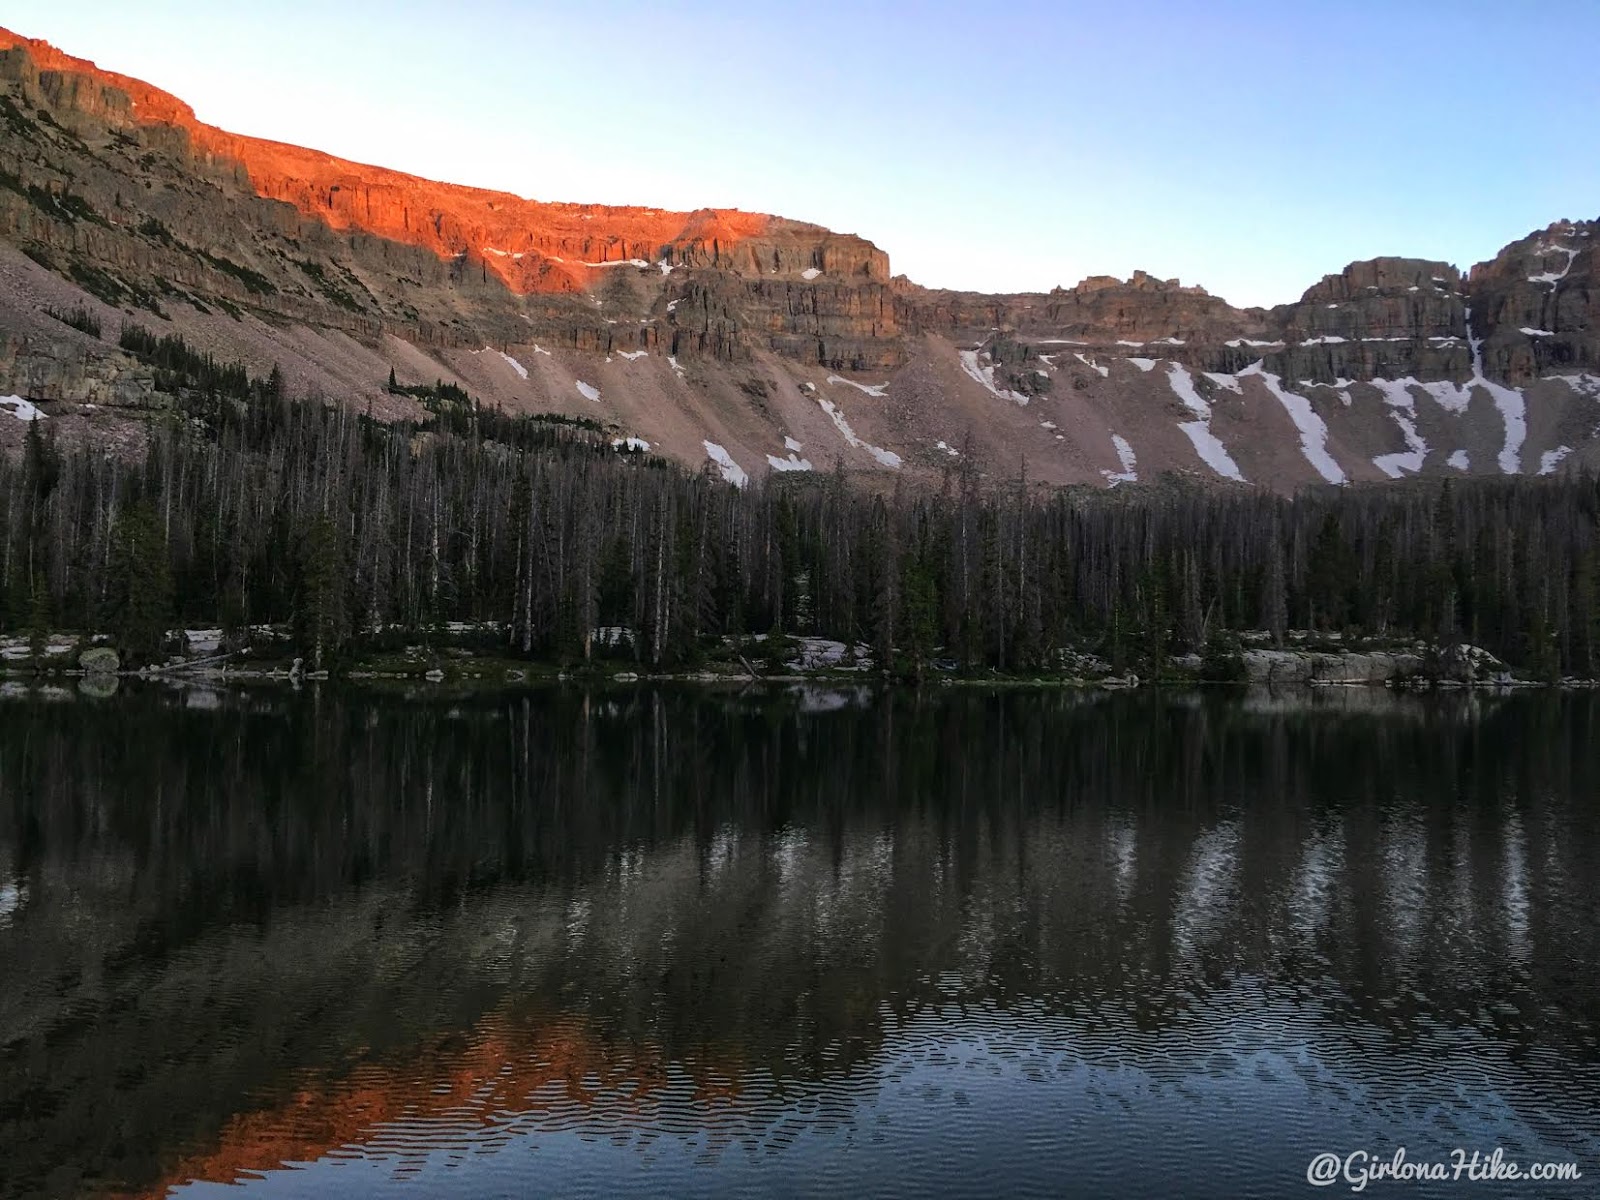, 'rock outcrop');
0,25,899,370
1261,258,1472,385
1465,220,1598,384
1243,649,1424,685
897,270,1269,359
